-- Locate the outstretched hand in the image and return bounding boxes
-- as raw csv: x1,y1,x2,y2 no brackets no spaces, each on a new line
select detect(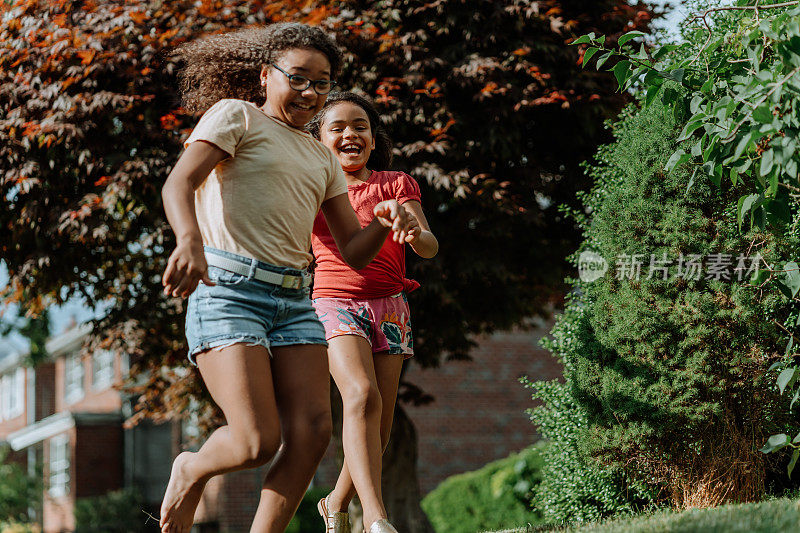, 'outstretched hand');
373,200,417,243
162,240,215,298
